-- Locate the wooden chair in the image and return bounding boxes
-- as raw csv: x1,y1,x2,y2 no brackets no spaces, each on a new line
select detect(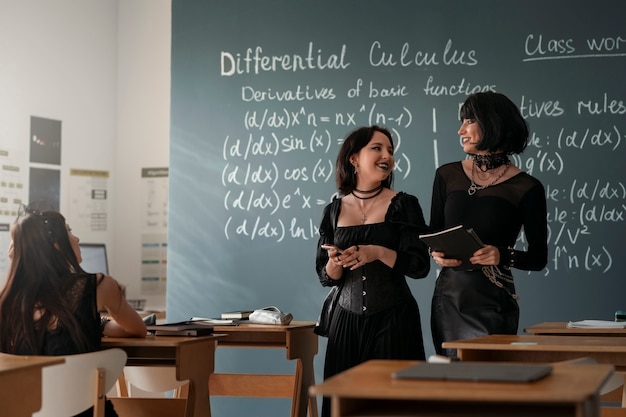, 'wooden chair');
118,366,189,397
110,366,189,417
33,348,127,417
602,407,626,417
